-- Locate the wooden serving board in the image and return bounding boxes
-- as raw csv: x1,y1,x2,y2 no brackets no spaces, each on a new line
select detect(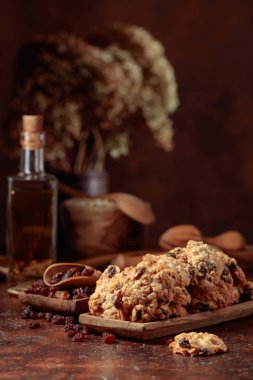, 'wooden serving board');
79,300,253,340
19,292,89,315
